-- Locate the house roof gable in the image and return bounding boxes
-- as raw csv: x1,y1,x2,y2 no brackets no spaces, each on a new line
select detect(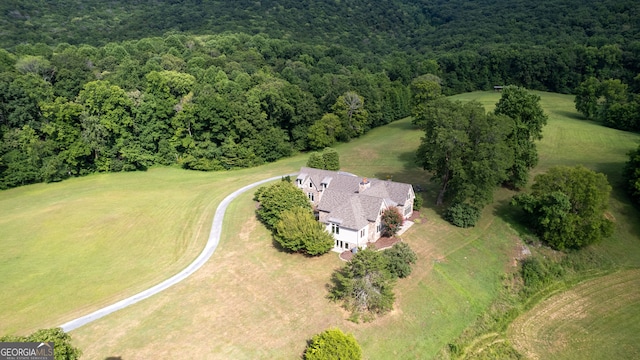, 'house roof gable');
300,167,414,230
